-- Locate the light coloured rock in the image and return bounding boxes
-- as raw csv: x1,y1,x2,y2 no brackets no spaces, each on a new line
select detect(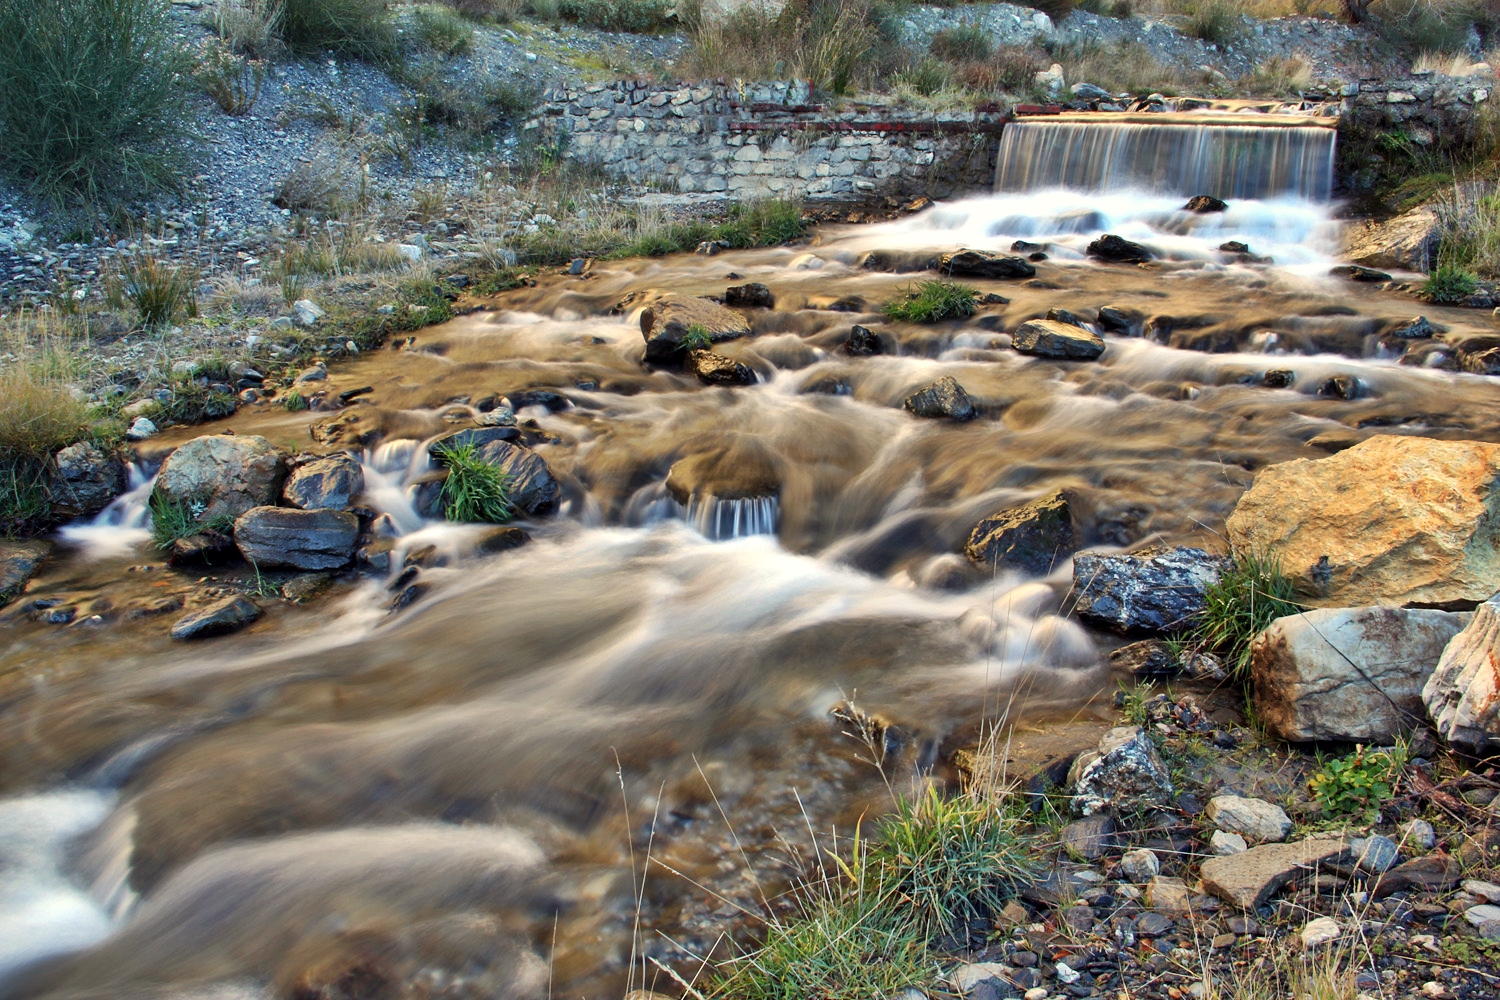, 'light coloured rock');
1206,795,1292,844
1068,726,1174,816
1226,436,1500,608
639,294,752,363
1300,916,1342,950
1144,875,1191,915
1200,837,1347,910
1350,834,1399,872
291,299,325,327
1464,904,1500,926
154,434,287,525
1462,878,1500,902
1011,319,1105,361
126,416,157,441
1251,606,1466,743
1403,819,1437,851
951,963,1009,994
1341,206,1440,272
1210,830,1248,856
1119,848,1160,883
1424,594,1500,752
